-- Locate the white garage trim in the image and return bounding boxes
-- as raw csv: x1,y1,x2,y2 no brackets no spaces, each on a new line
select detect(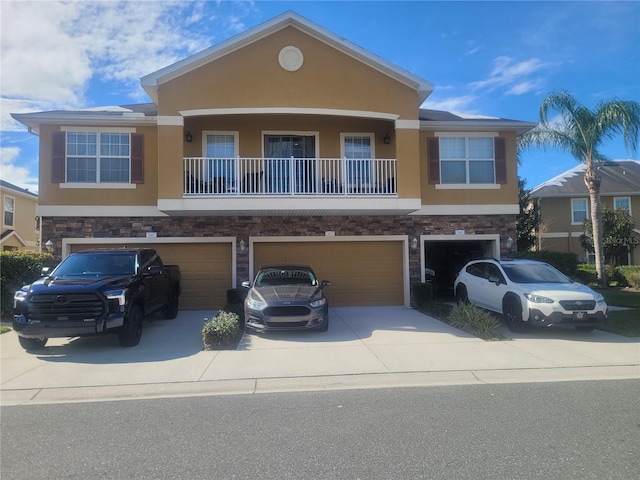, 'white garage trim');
419,234,500,283
62,236,238,286
249,235,411,306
